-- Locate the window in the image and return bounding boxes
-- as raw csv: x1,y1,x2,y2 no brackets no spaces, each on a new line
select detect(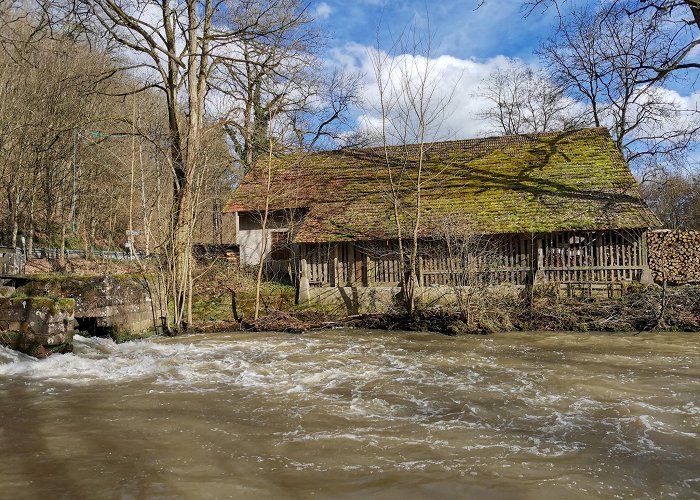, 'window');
269,231,290,260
